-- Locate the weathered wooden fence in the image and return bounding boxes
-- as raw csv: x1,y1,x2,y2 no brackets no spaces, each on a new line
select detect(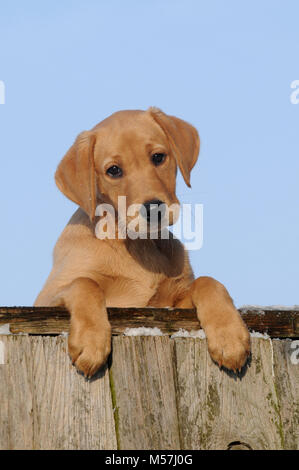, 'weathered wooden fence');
0,306,298,450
